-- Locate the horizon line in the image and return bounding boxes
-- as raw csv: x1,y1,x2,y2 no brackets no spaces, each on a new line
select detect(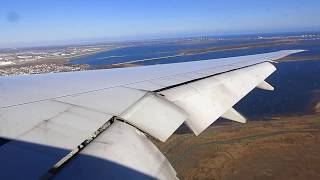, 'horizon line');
1,30,320,50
